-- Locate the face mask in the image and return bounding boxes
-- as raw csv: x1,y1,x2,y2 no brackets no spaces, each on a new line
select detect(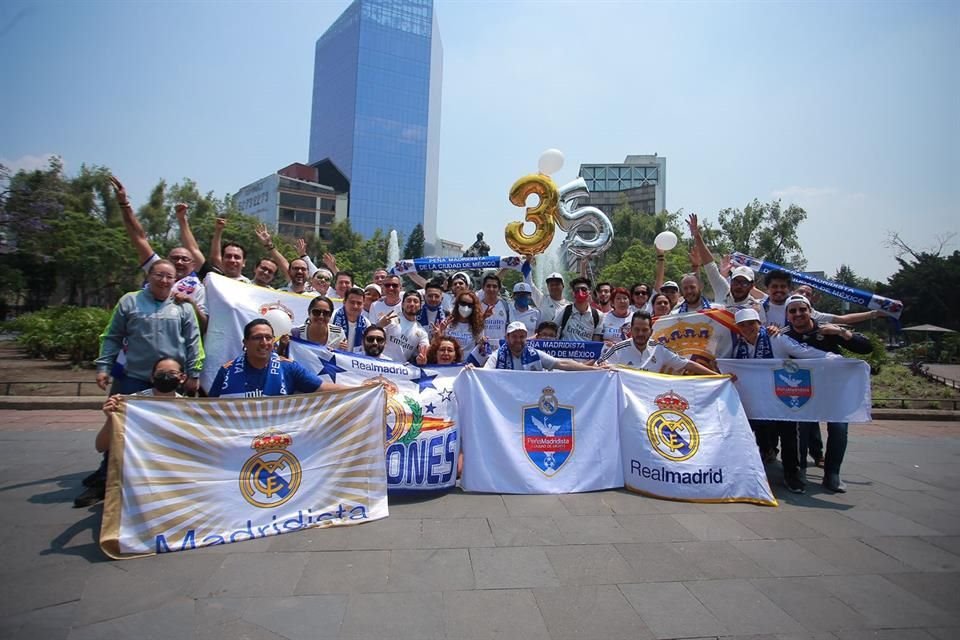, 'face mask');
574,290,589,303
153,372,181,393
514,295,529,309
458,305,473,318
